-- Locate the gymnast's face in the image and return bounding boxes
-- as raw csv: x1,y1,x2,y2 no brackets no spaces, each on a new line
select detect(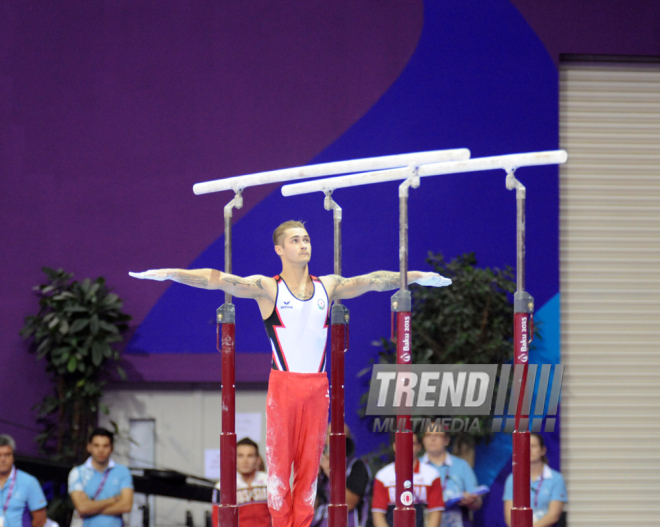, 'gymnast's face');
275,227,311,265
